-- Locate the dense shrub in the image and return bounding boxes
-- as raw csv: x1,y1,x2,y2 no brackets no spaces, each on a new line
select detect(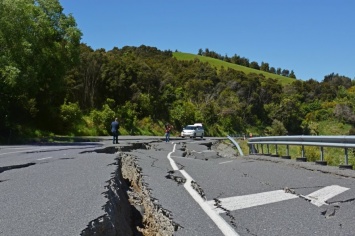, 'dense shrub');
90,104,115,135
60,102,82,133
